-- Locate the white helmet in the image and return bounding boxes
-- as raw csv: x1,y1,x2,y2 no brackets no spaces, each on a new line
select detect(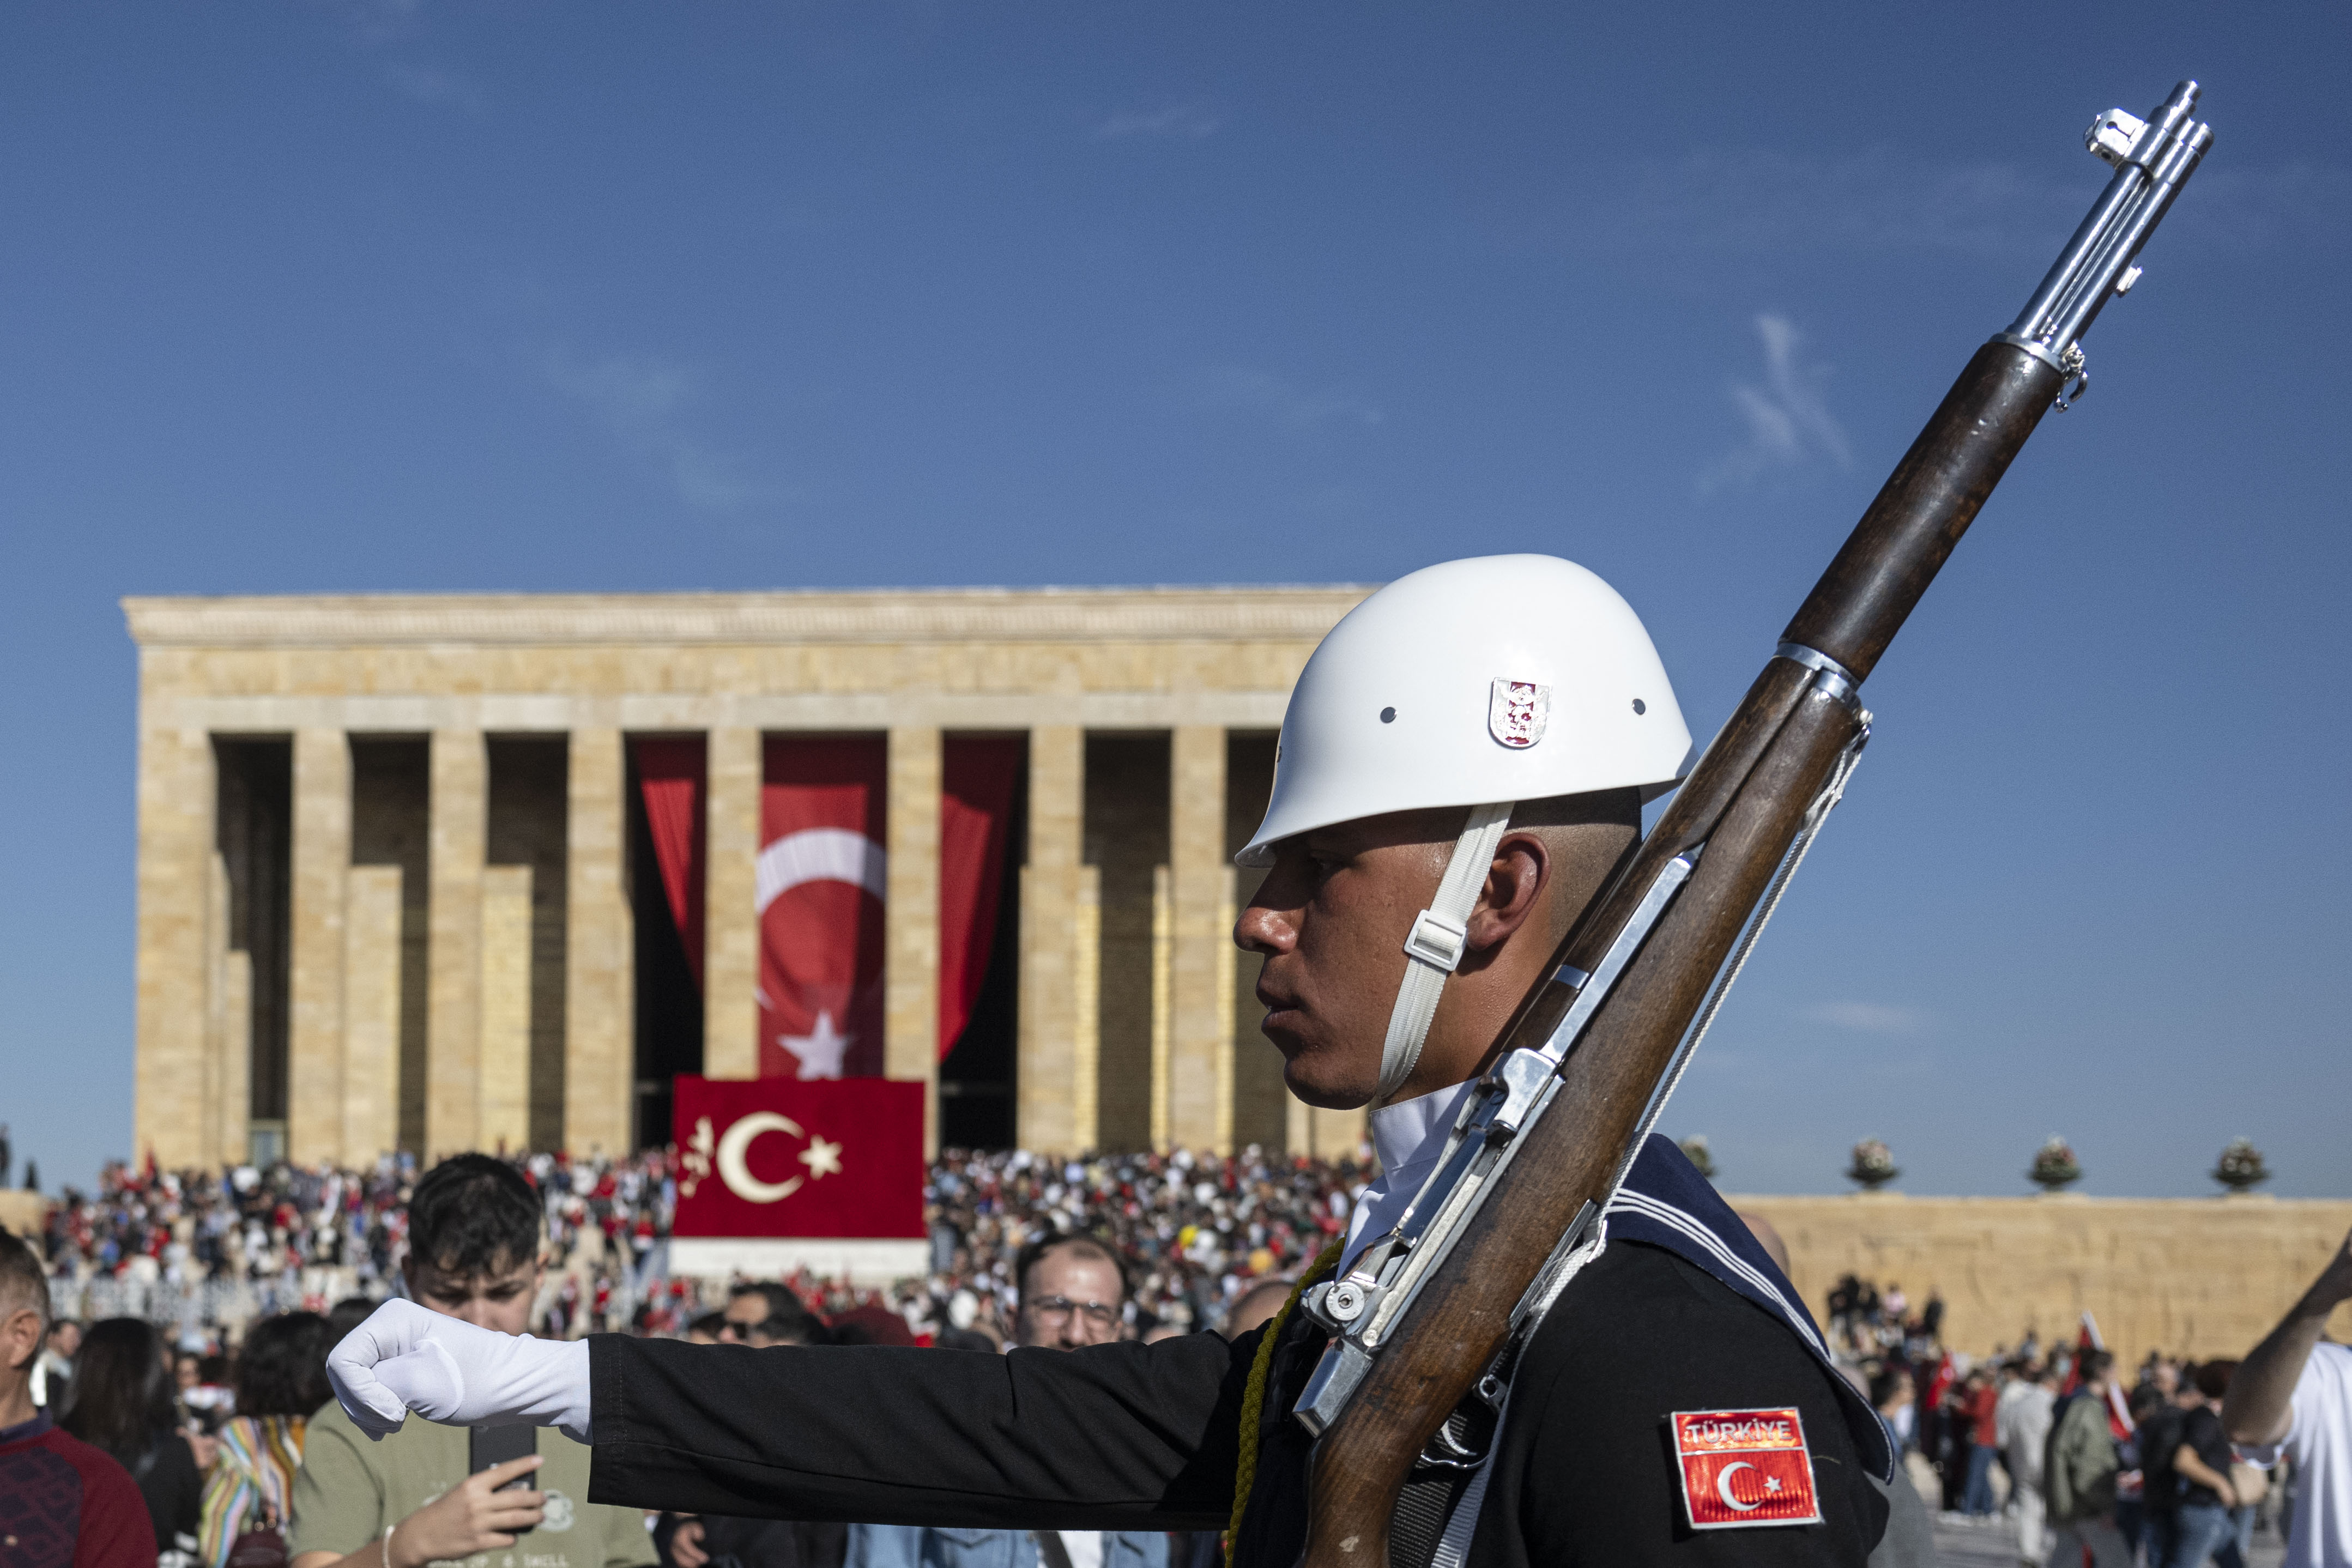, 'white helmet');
1237,554,1692,1100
